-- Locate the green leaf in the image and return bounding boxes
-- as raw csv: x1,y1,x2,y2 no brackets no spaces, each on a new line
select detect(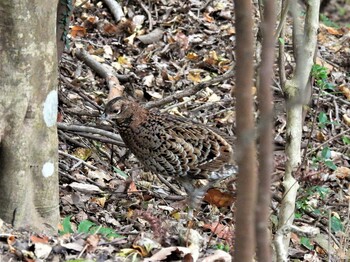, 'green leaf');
59,216,74,235
324,160,337,170
314,186,330,199
320,14,340,28
318,112,328,127
92,226,123,239
300,237,314,250
324,82,335,90
342,136,350,145
295,212,302,219
278,38,285,45
321,147,331,159
78,220,96,234
113,166,129,178
311,64,328,80
331,216,343,232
